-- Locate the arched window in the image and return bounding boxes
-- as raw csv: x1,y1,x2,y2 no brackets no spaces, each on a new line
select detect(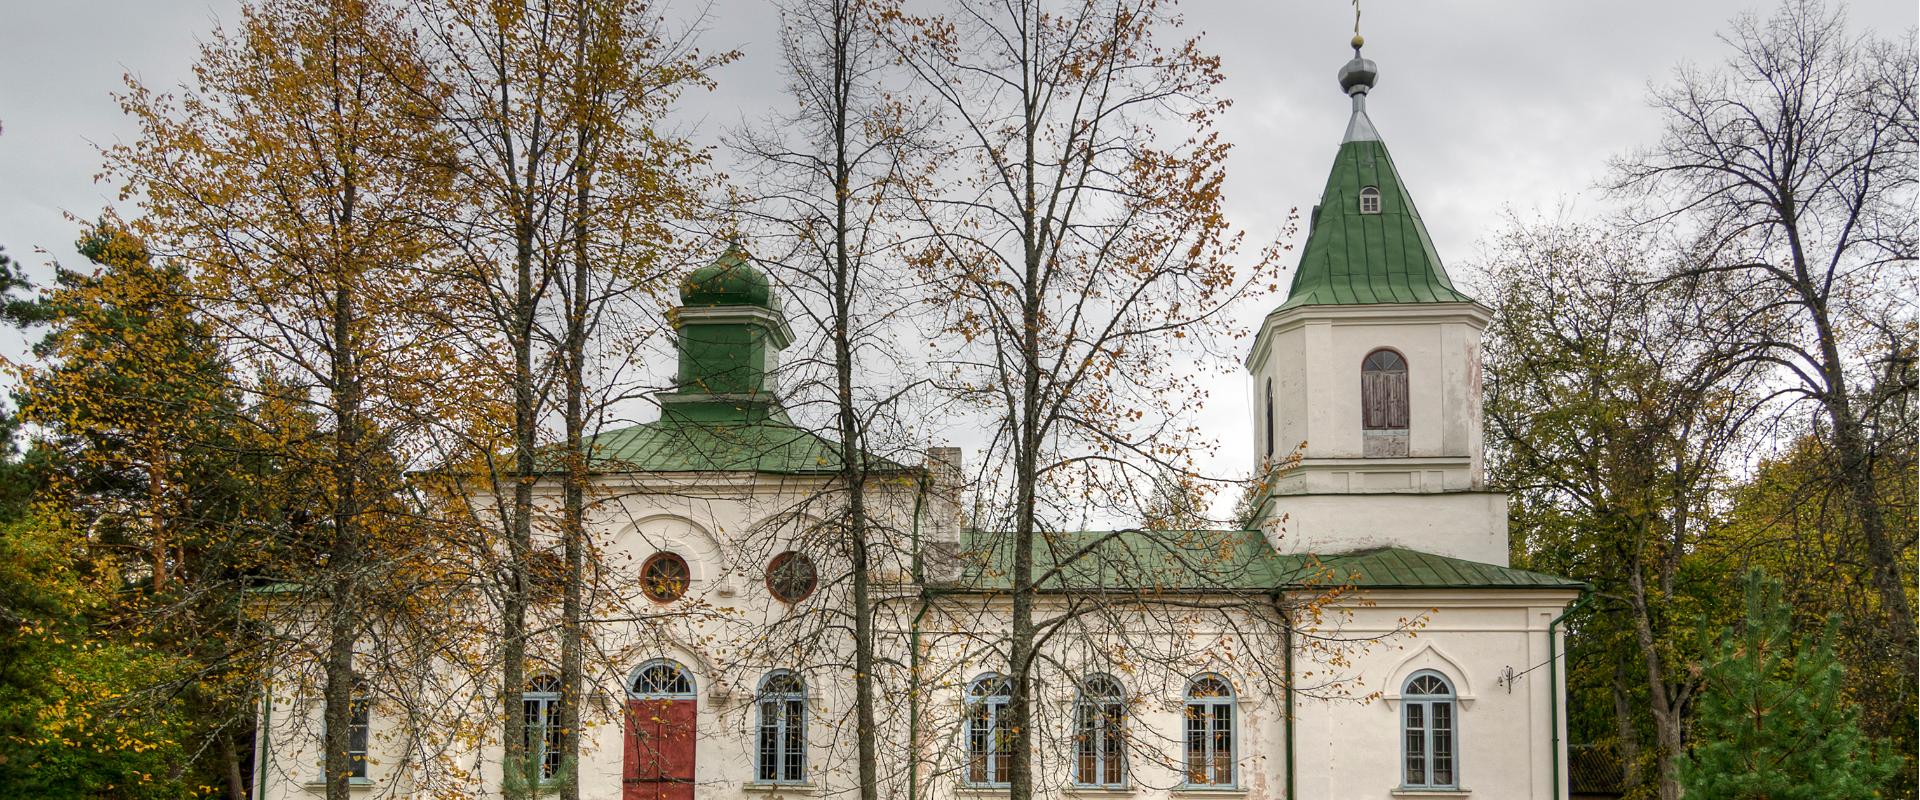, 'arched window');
1359,186,1382,214
964,674,1012,787
347,680,371,778
323,675,371,778
756,671,808,784
1402,672,1458,789
1183,675,1236,787
1362,349,1410,457
1073,675,1126,787
626,660,697,800
629,660,696,698
1263,378,1275,462
524,675,563,781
